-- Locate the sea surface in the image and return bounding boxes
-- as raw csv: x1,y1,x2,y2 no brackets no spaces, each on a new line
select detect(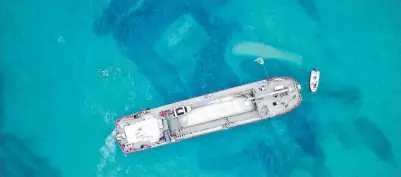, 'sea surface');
1,0,401,176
